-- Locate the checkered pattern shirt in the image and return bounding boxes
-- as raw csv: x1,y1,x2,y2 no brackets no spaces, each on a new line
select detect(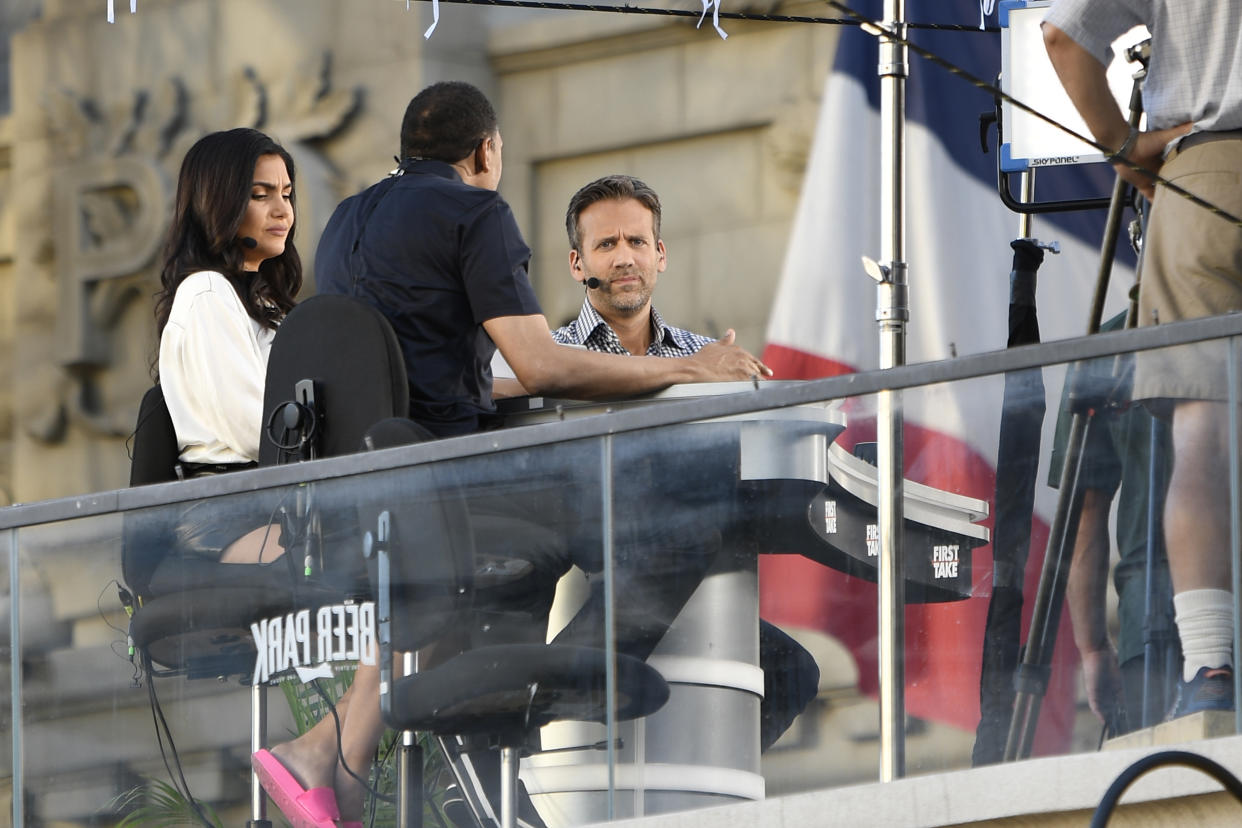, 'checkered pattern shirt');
552,299,714,356
1044,0,1242,133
